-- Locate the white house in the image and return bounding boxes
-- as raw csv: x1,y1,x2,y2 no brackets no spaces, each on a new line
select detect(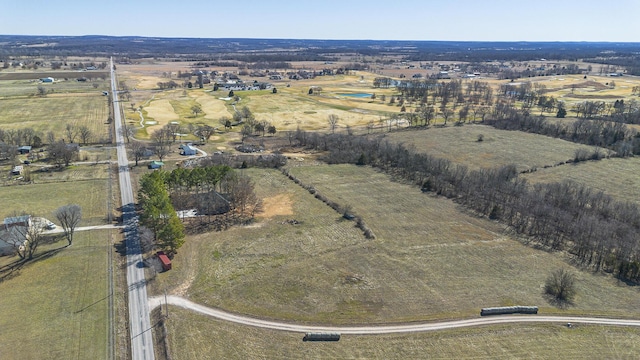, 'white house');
0,215,31,255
